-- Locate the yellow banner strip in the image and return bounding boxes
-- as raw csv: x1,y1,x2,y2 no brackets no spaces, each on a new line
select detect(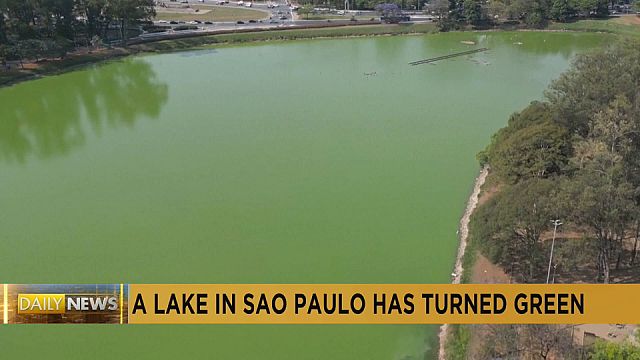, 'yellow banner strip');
3,284,7,324
120,283,124,324
128,284,640,325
